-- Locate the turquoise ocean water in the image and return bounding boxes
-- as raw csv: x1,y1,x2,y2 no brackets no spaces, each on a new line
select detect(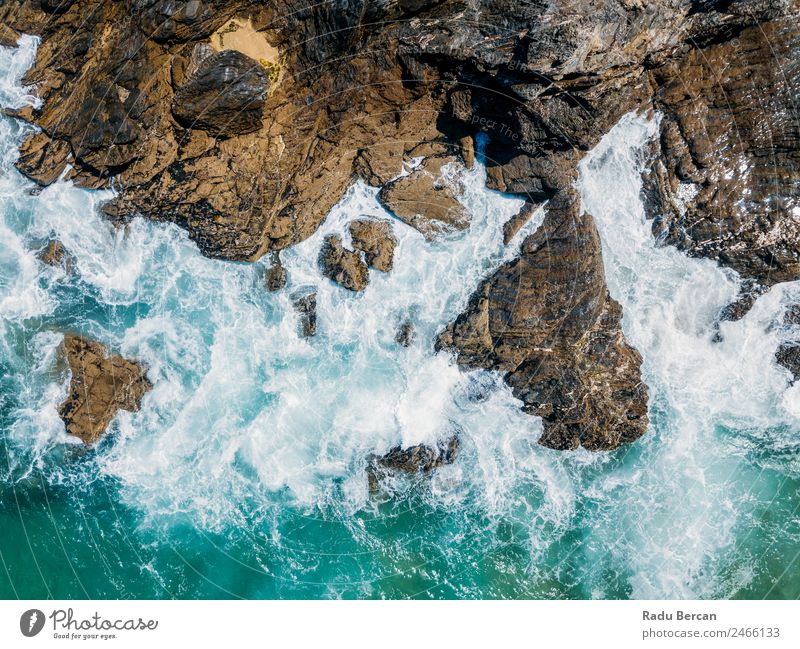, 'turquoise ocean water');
1,37,798,599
